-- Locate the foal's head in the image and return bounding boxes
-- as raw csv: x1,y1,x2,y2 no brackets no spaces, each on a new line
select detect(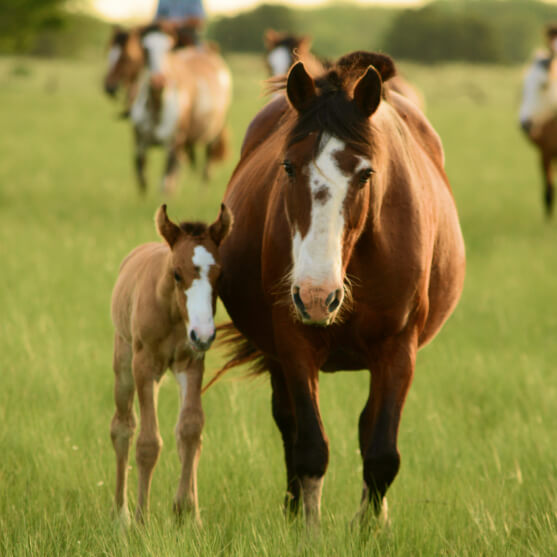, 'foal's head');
156,204,233,352
279,52,395,326
520,54,557,135
104,27,144,96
